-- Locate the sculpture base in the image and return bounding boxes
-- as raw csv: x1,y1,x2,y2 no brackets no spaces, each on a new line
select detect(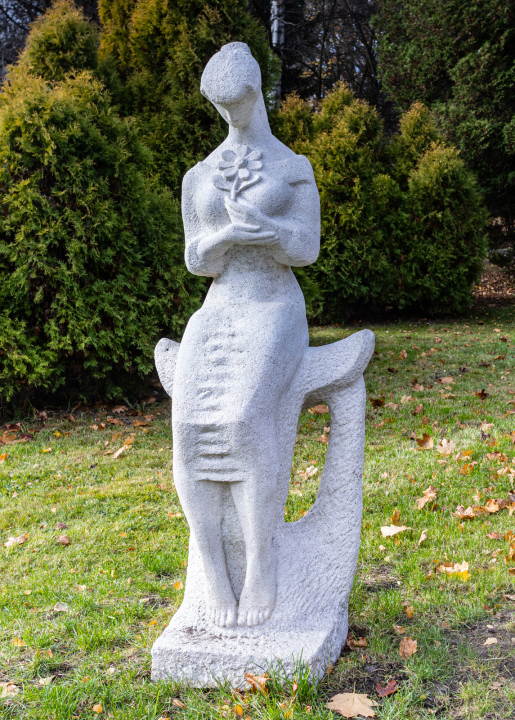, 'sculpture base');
151,610,348,687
